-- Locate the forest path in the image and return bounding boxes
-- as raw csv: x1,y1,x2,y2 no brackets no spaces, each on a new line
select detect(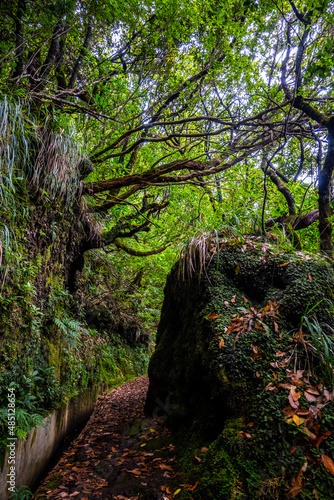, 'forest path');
35,376,193,500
